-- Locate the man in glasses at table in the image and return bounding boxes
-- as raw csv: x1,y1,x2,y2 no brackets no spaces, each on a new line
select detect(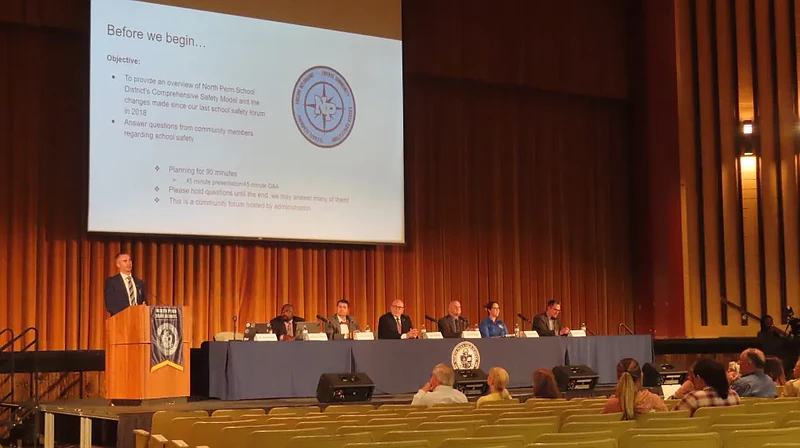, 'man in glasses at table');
377,299,419,339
